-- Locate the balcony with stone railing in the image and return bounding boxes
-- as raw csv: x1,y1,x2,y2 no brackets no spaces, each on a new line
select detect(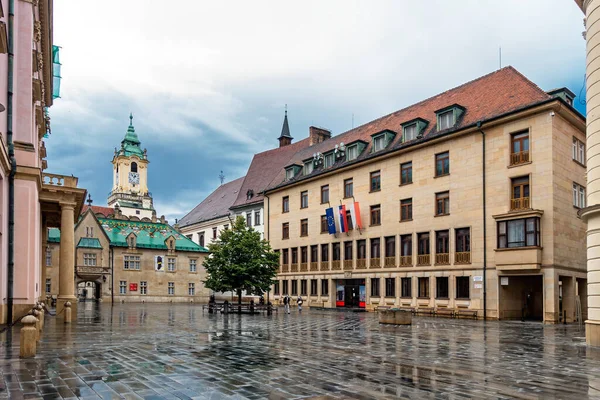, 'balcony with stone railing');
42,173,78,188
400,255,412,266
370,258,381,268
